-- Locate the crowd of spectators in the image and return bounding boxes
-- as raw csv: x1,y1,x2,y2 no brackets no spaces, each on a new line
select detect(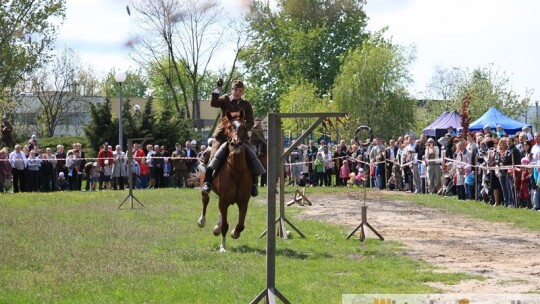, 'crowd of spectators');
0,135,209,194
4,124,540,212
285,125,540,211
